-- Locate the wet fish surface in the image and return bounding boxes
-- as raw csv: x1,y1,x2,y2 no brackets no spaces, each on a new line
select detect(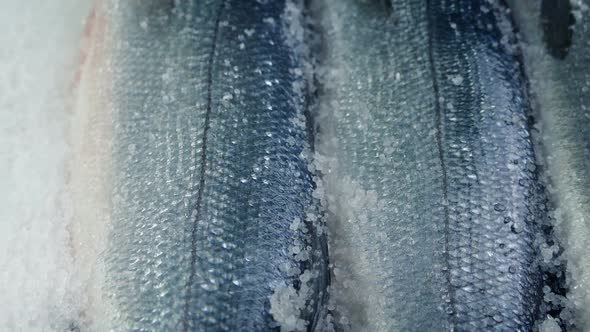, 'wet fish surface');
510,0,590,329
77,0,327,330
313,0,551,330
427,1,549,329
